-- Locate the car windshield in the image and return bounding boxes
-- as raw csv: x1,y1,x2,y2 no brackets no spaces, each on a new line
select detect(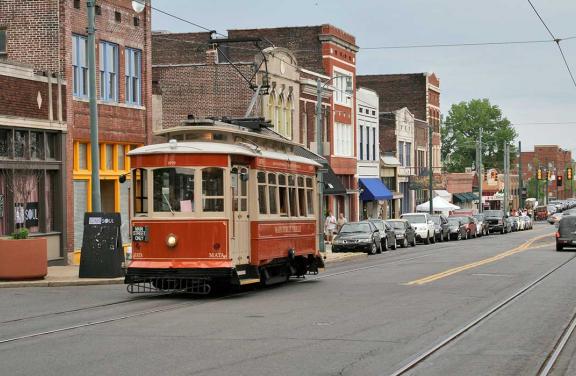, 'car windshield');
339,223,371,234
387,221,405,230
403,215,426,223
370,221,385,231
448,218,461,225
430,216,441,224
559,217,576,232
484,210,503,217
